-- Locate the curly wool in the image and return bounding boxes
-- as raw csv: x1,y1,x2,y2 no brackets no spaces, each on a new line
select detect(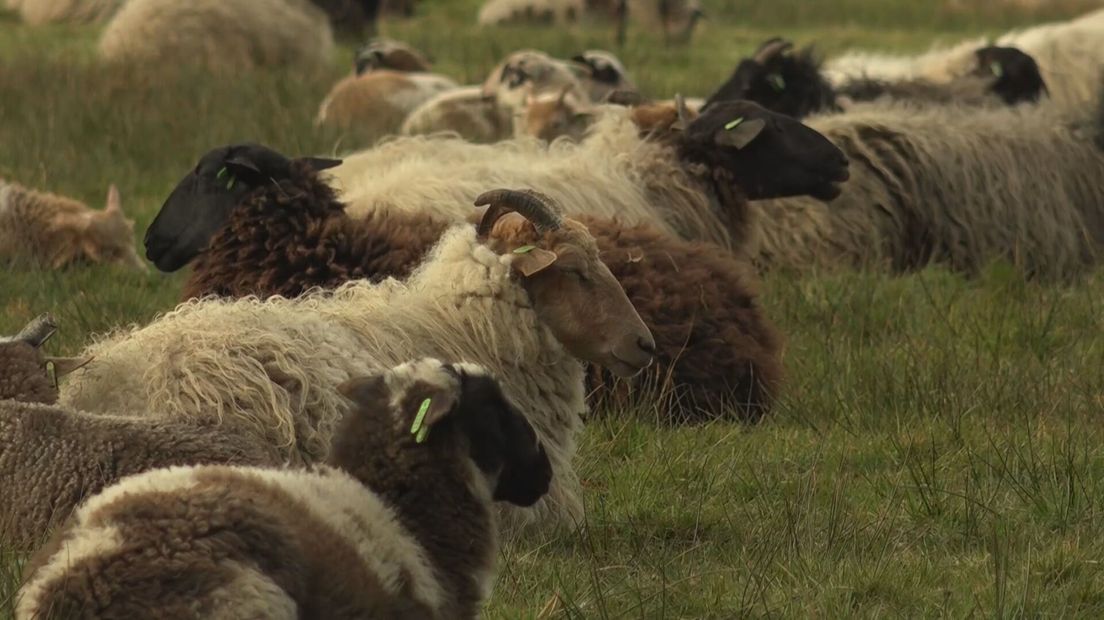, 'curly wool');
63,228,585,531
0,342,55,405
183,162,447,301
